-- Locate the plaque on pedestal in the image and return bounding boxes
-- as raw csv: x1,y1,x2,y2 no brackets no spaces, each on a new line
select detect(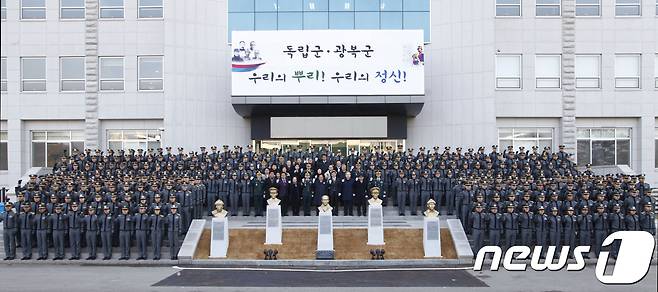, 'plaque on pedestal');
423,217,442,258
265,205,282,244
367,205,385,245
209,217,229,258
316,211,334,259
